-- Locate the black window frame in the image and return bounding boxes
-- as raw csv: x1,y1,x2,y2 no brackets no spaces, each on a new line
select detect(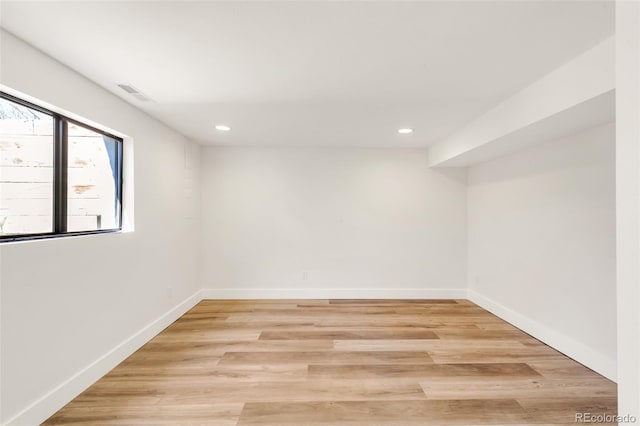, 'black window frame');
0,91,124,243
